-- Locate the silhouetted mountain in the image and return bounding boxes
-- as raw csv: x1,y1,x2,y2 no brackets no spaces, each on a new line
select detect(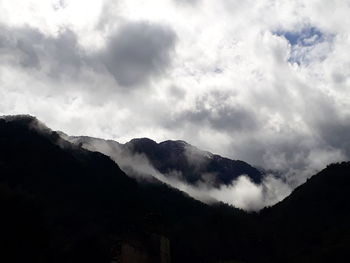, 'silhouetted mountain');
1,115,349,263
68,136,263,187
0,115,252,263
260,161,350,263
